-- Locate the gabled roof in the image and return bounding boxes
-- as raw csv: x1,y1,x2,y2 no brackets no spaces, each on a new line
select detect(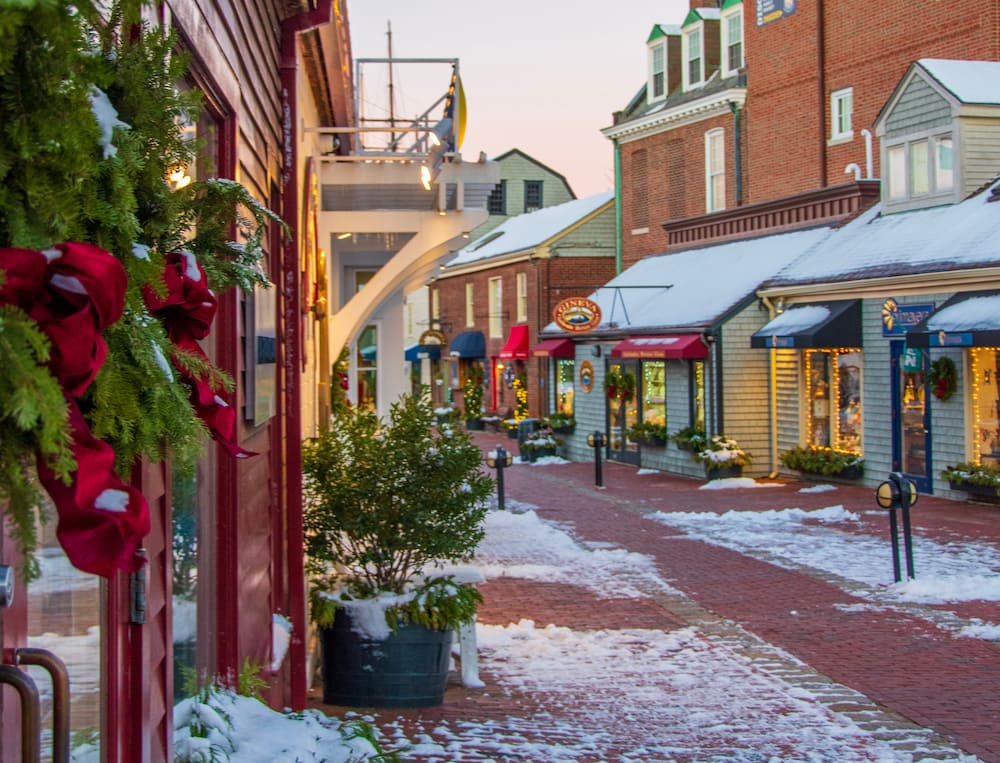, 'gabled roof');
489,148,576,197
683,7,721,26
647,23,681,43
445,191,614,267
543,227,835,335
766,178,1000,287
918,59,1000,106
